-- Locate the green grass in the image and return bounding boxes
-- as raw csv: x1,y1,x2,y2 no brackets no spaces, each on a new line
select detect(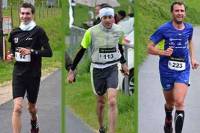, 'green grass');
65,1,134,132
0,7,63,85
0,60,13,84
